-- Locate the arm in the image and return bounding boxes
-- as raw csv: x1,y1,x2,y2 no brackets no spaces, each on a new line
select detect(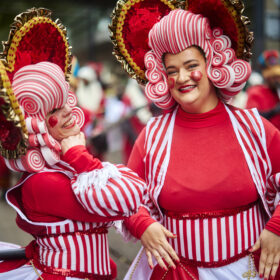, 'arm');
61,133,146,218
22,172,123,223
251,118,280,279
124,128,179,270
